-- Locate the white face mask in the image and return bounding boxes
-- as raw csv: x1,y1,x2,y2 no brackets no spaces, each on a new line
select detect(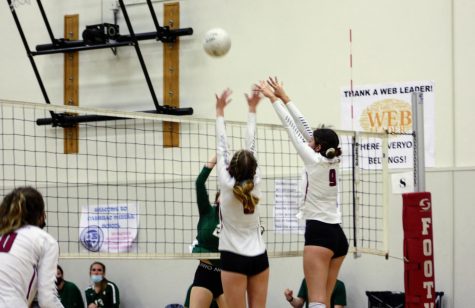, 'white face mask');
90,275,103,283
